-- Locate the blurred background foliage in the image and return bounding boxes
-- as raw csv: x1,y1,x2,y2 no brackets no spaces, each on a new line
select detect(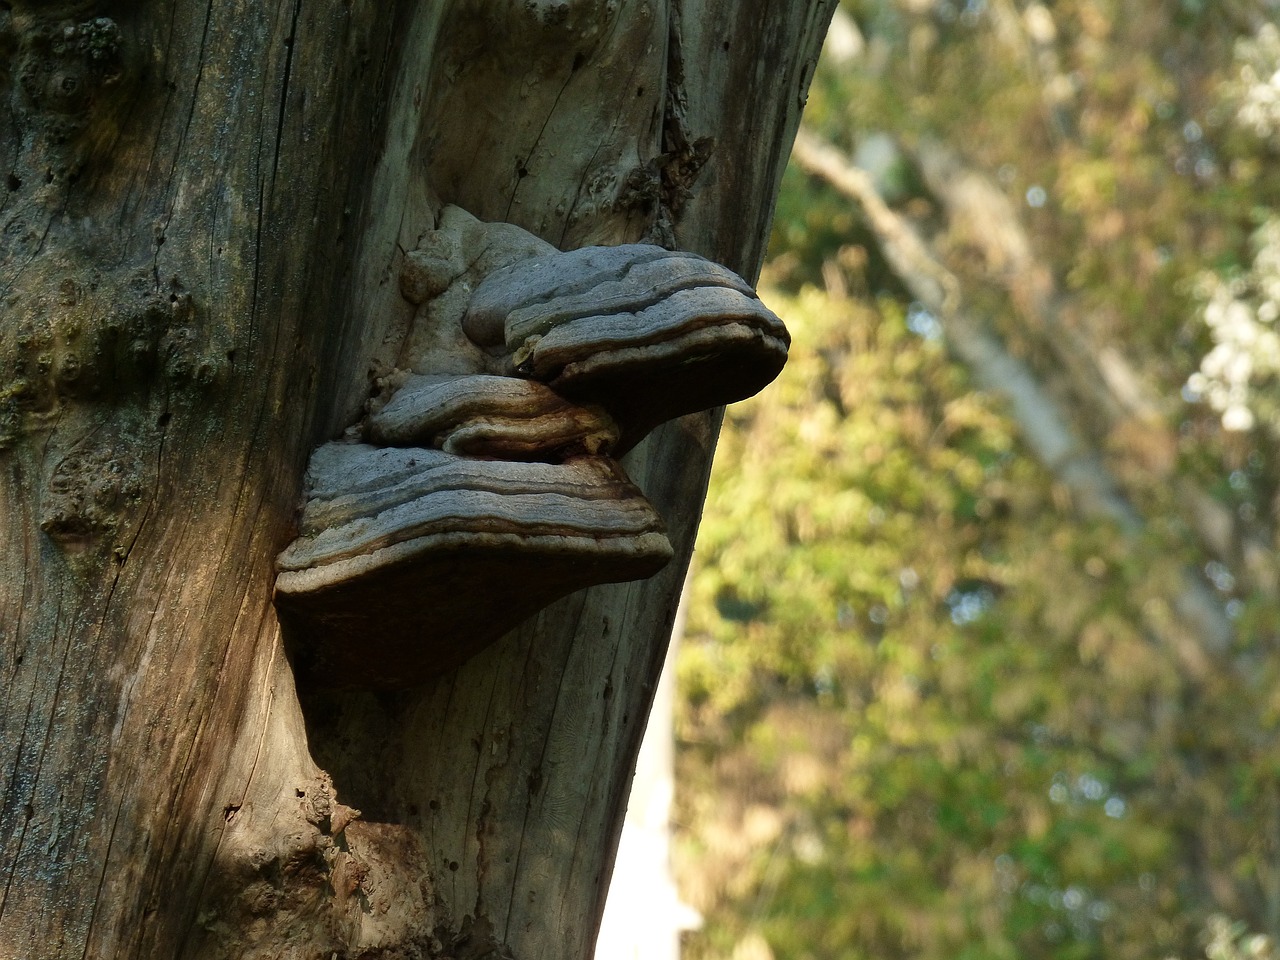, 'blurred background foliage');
673,1,1280,958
